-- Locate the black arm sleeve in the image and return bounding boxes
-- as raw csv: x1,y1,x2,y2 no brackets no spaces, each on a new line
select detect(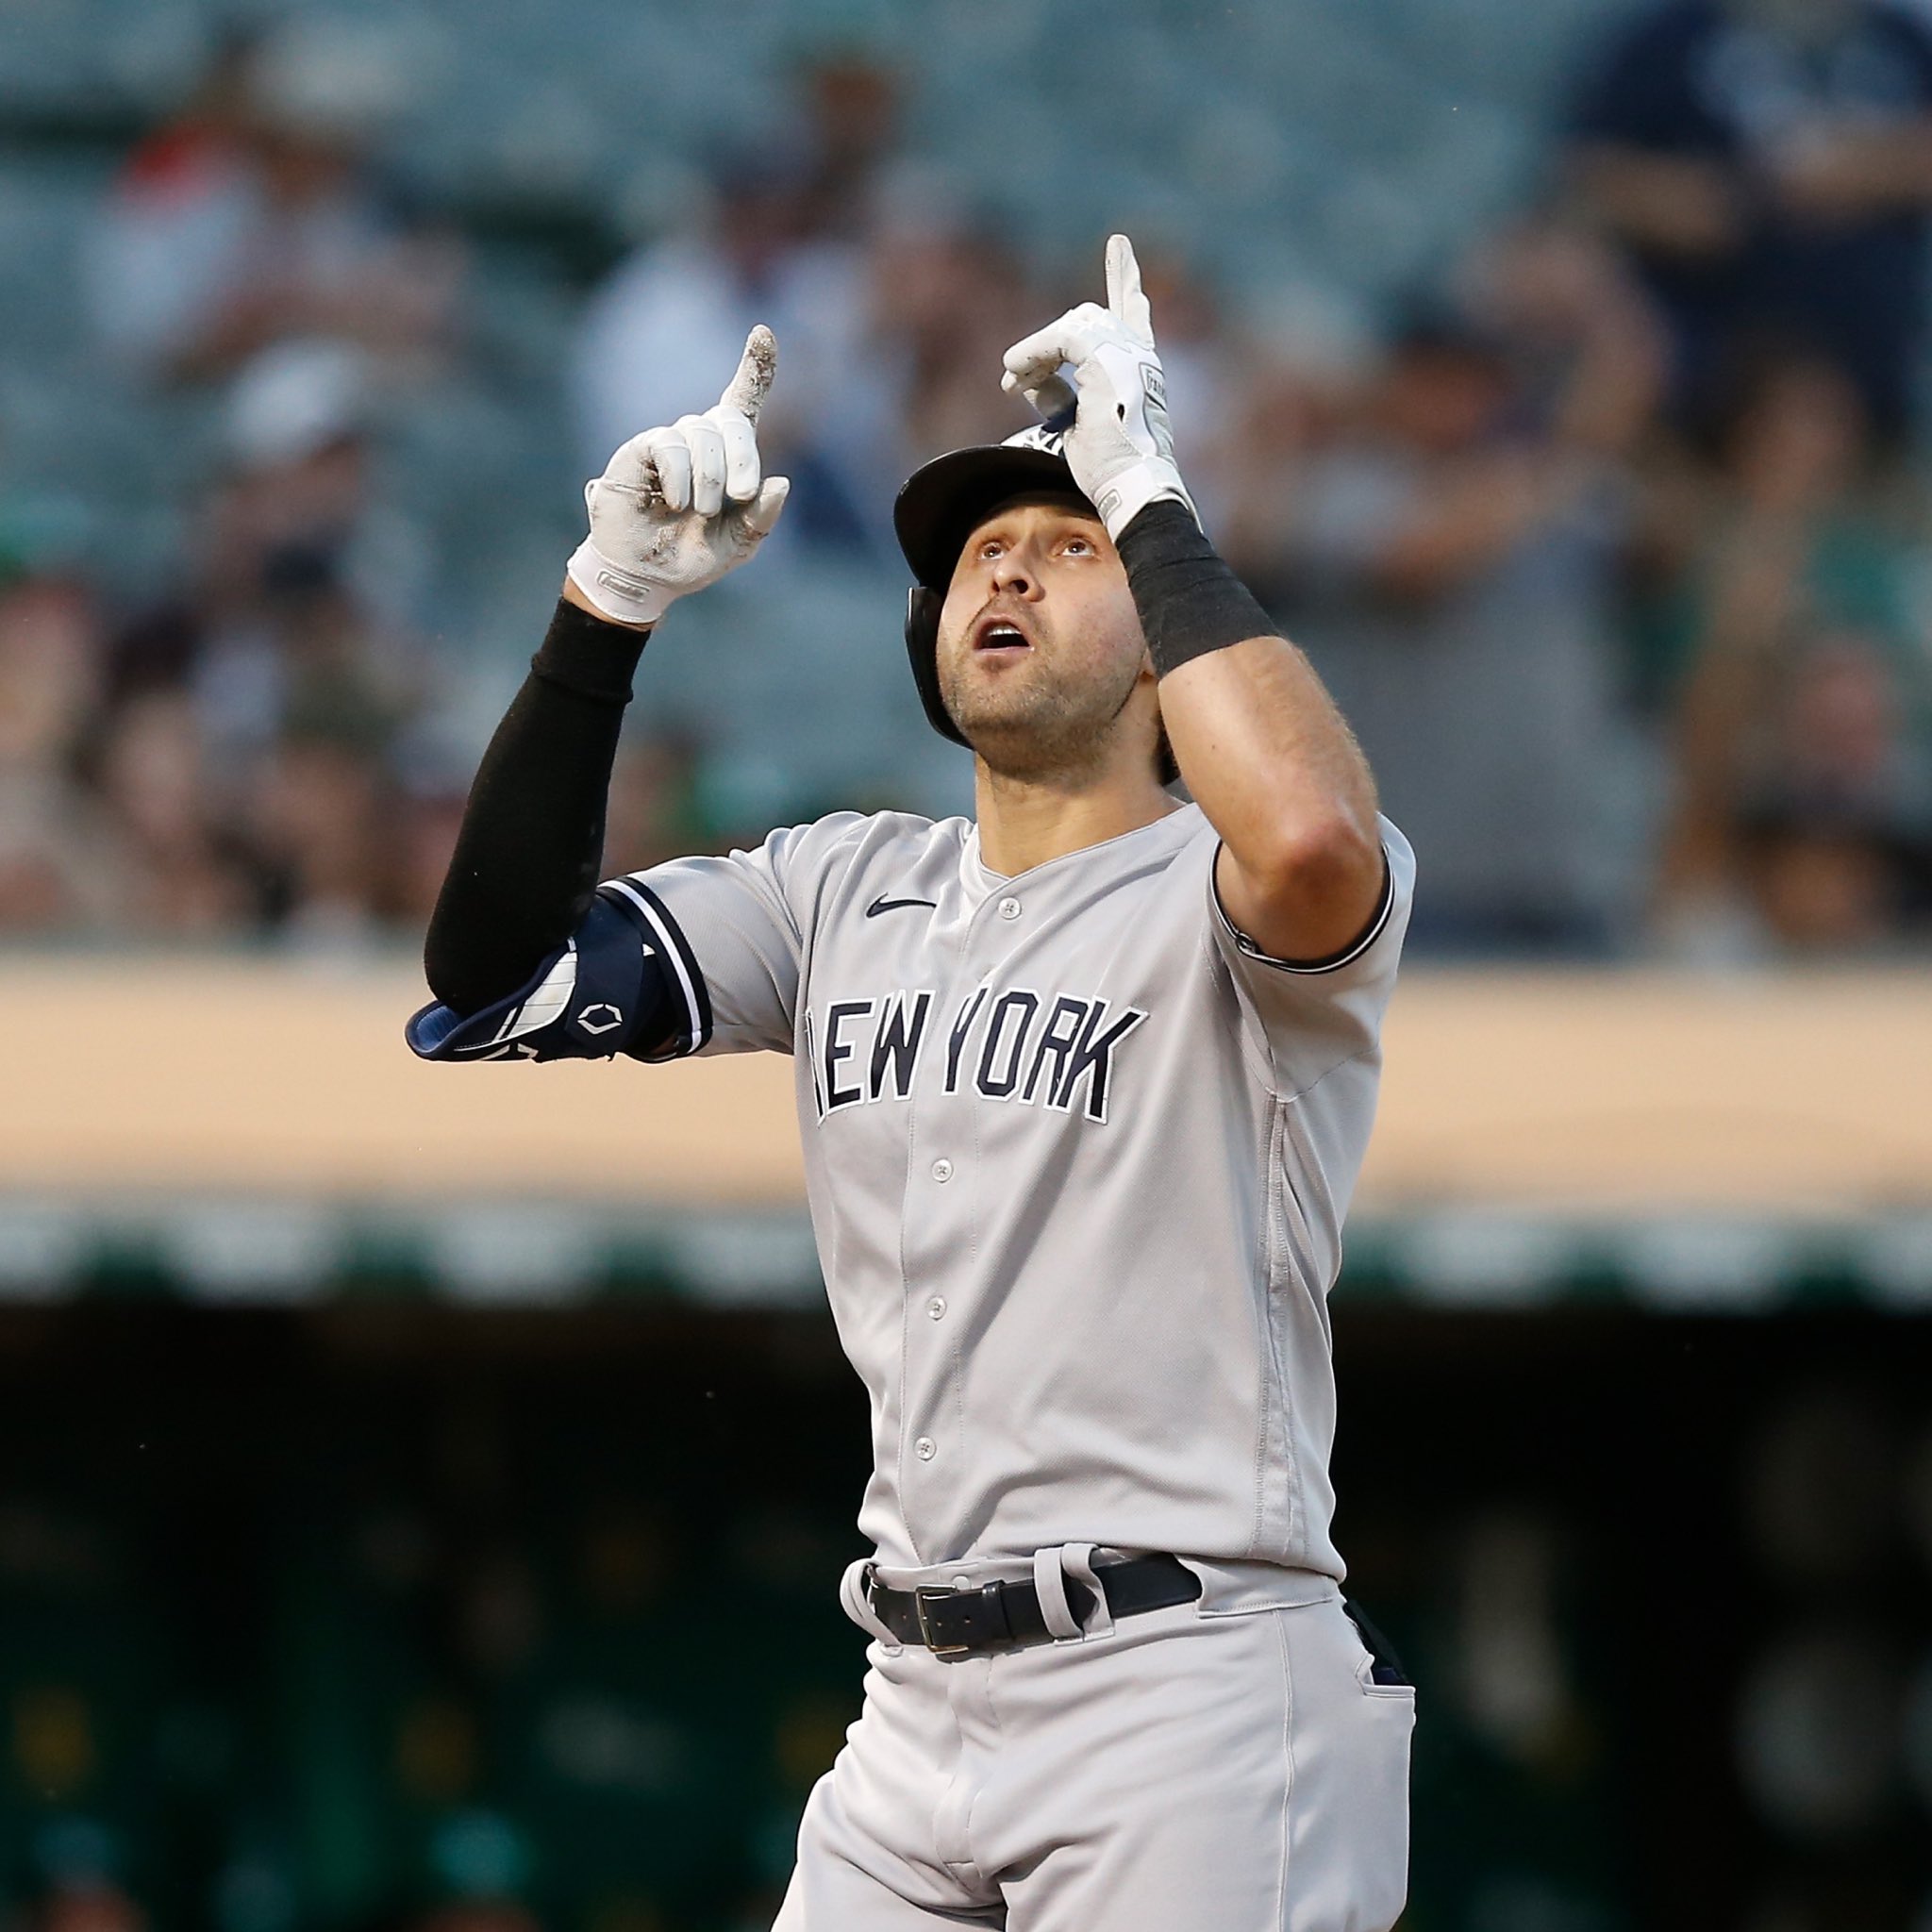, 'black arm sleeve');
423,598,649,1016
1115,500,1277,678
